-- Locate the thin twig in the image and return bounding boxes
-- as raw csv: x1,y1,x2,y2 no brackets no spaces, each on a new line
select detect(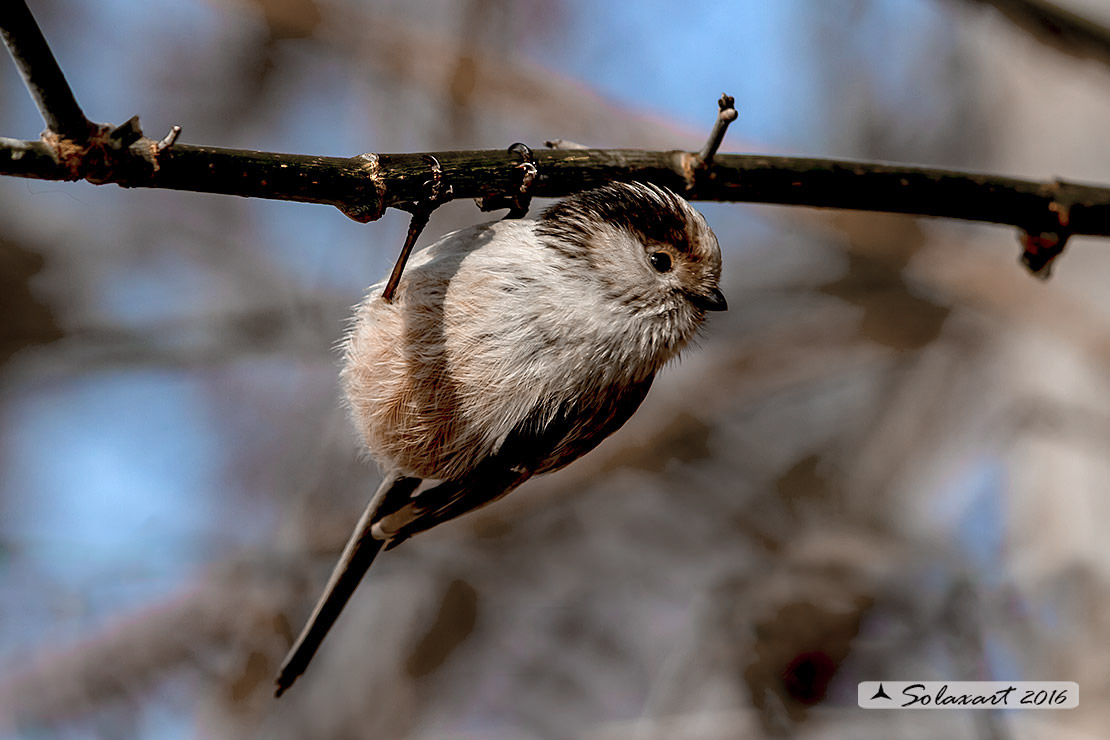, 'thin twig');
156,125,182,152
108,115,143,148
0,0,93,141
696,94,739,169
